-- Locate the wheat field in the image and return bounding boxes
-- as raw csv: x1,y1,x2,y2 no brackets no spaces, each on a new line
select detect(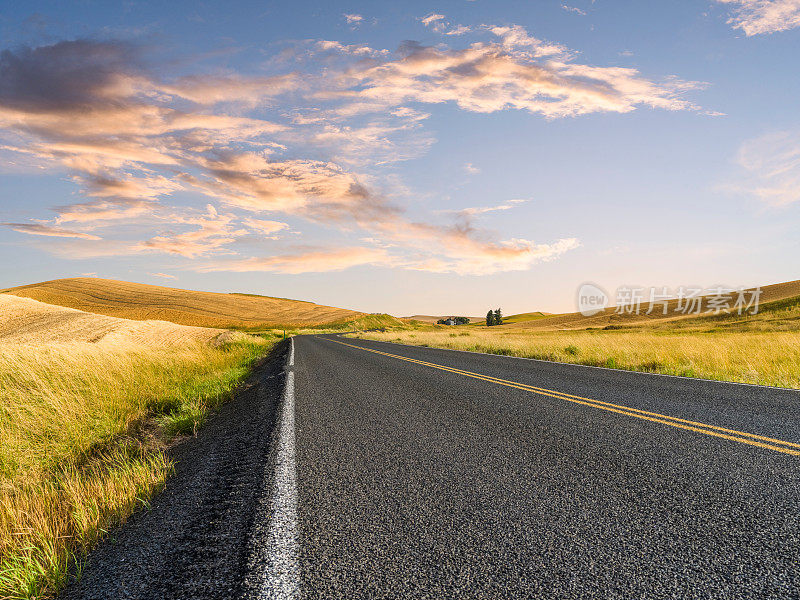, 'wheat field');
2,277,370,329
0,295,272,599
